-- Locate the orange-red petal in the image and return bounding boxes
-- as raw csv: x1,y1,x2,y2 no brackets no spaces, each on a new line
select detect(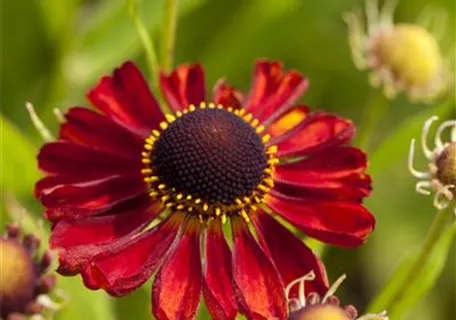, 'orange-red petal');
212,78,243,110
202,220,239,320
59,107,143,156
152,217,202,320
51,203,161,275
244,60,308,124
89,214,181,296
160,64,206,112
270,112,355,158
231,218,287,320
266,192,375,248
87,61,164,136
252,211,329,299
